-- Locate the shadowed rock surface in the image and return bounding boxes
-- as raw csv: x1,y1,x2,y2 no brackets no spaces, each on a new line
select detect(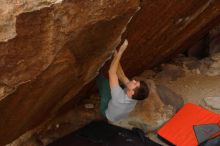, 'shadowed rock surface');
122,0,220,77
